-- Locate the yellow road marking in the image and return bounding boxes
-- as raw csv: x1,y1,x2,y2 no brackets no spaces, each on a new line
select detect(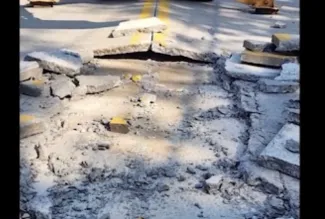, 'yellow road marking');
154,0,170,46
20,114,35,123
130,0,155,45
